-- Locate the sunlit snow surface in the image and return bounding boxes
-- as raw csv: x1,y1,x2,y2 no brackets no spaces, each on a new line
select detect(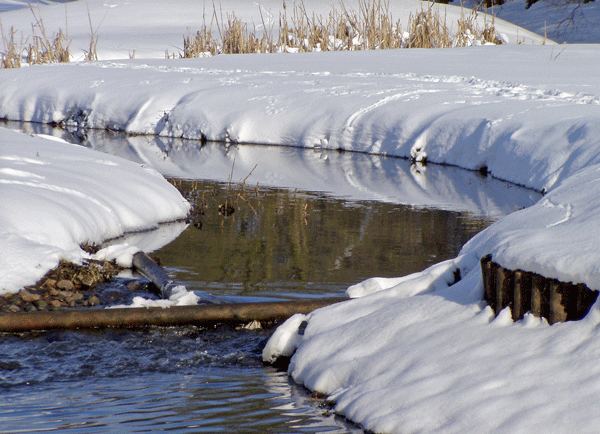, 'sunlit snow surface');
0,129,189,292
